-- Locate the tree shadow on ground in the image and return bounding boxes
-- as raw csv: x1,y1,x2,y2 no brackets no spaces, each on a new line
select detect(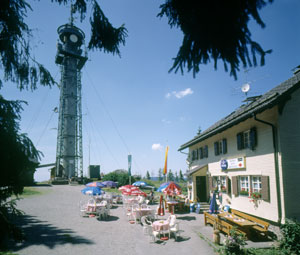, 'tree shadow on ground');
9,214,94,252
174,235,191,242
96,215,119,222
177,216,196,221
